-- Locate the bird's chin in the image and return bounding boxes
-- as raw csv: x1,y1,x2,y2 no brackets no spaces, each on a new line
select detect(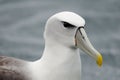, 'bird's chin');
70,45,78,50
